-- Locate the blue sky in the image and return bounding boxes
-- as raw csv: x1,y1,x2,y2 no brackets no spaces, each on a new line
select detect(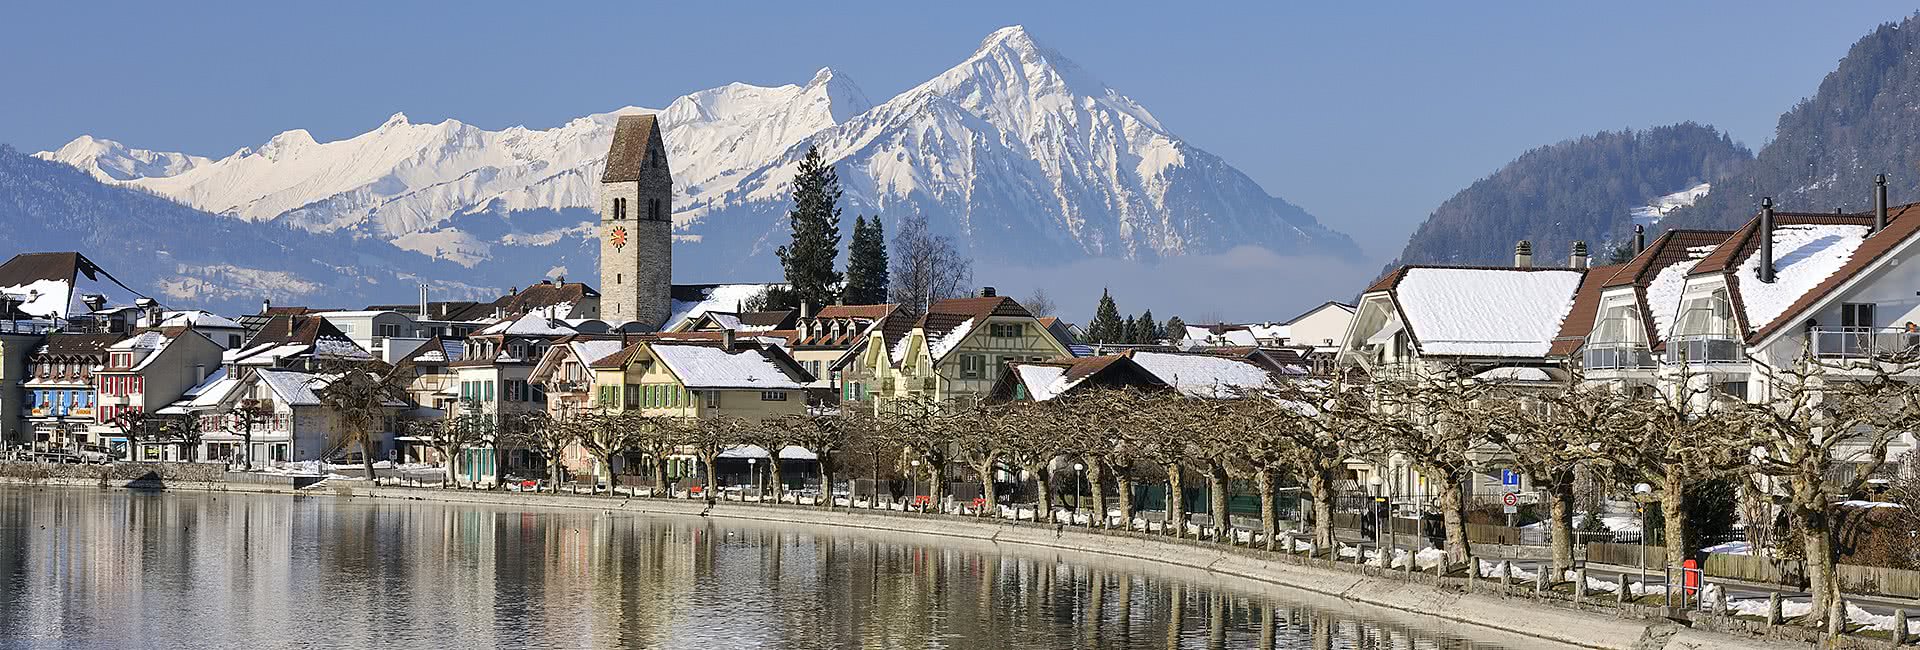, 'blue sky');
1,2,1912,318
